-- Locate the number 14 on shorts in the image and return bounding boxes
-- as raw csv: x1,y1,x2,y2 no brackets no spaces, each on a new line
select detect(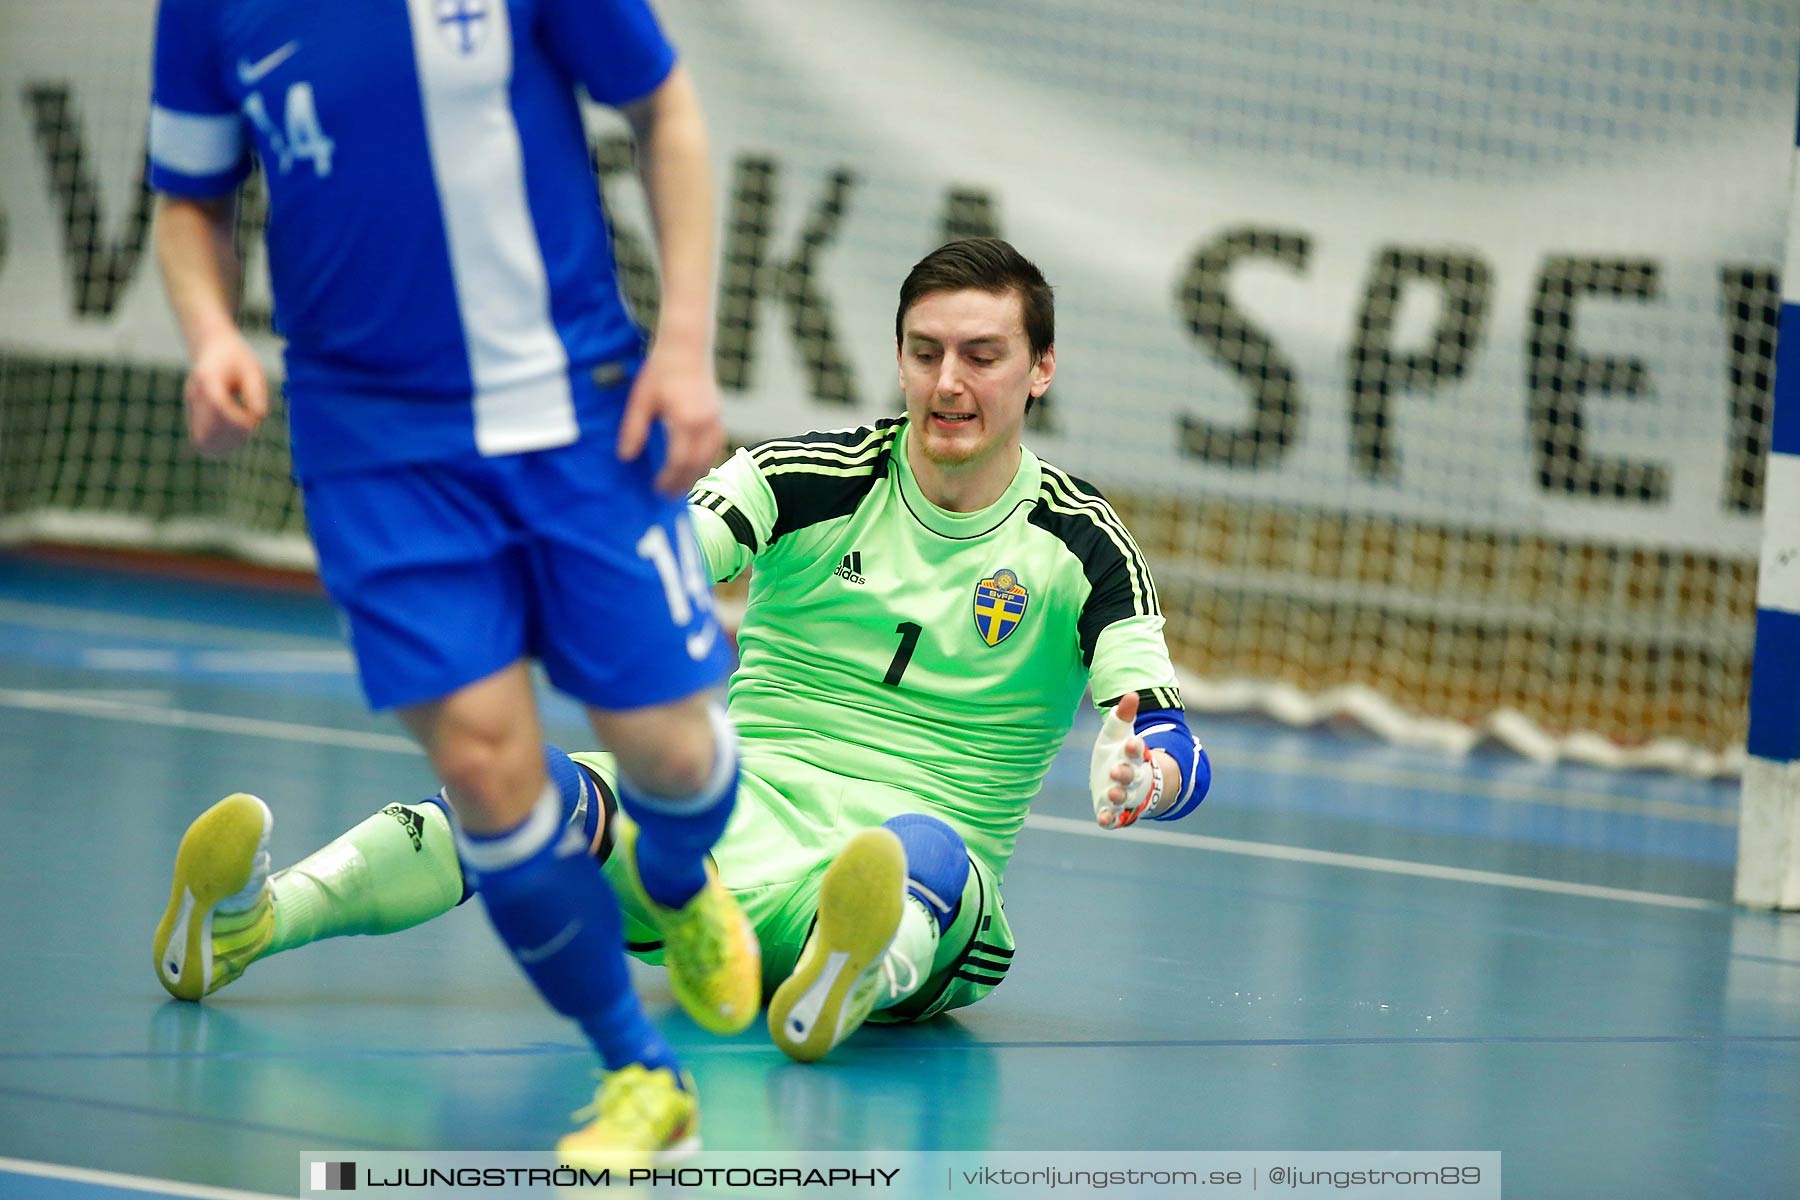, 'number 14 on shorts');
636,517,718,660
